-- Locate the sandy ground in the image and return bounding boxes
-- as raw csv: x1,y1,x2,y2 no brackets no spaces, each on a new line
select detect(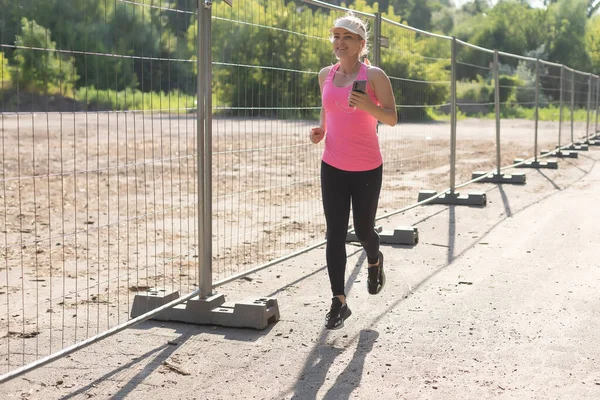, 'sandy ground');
3,114,576,352
1,128,600,398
